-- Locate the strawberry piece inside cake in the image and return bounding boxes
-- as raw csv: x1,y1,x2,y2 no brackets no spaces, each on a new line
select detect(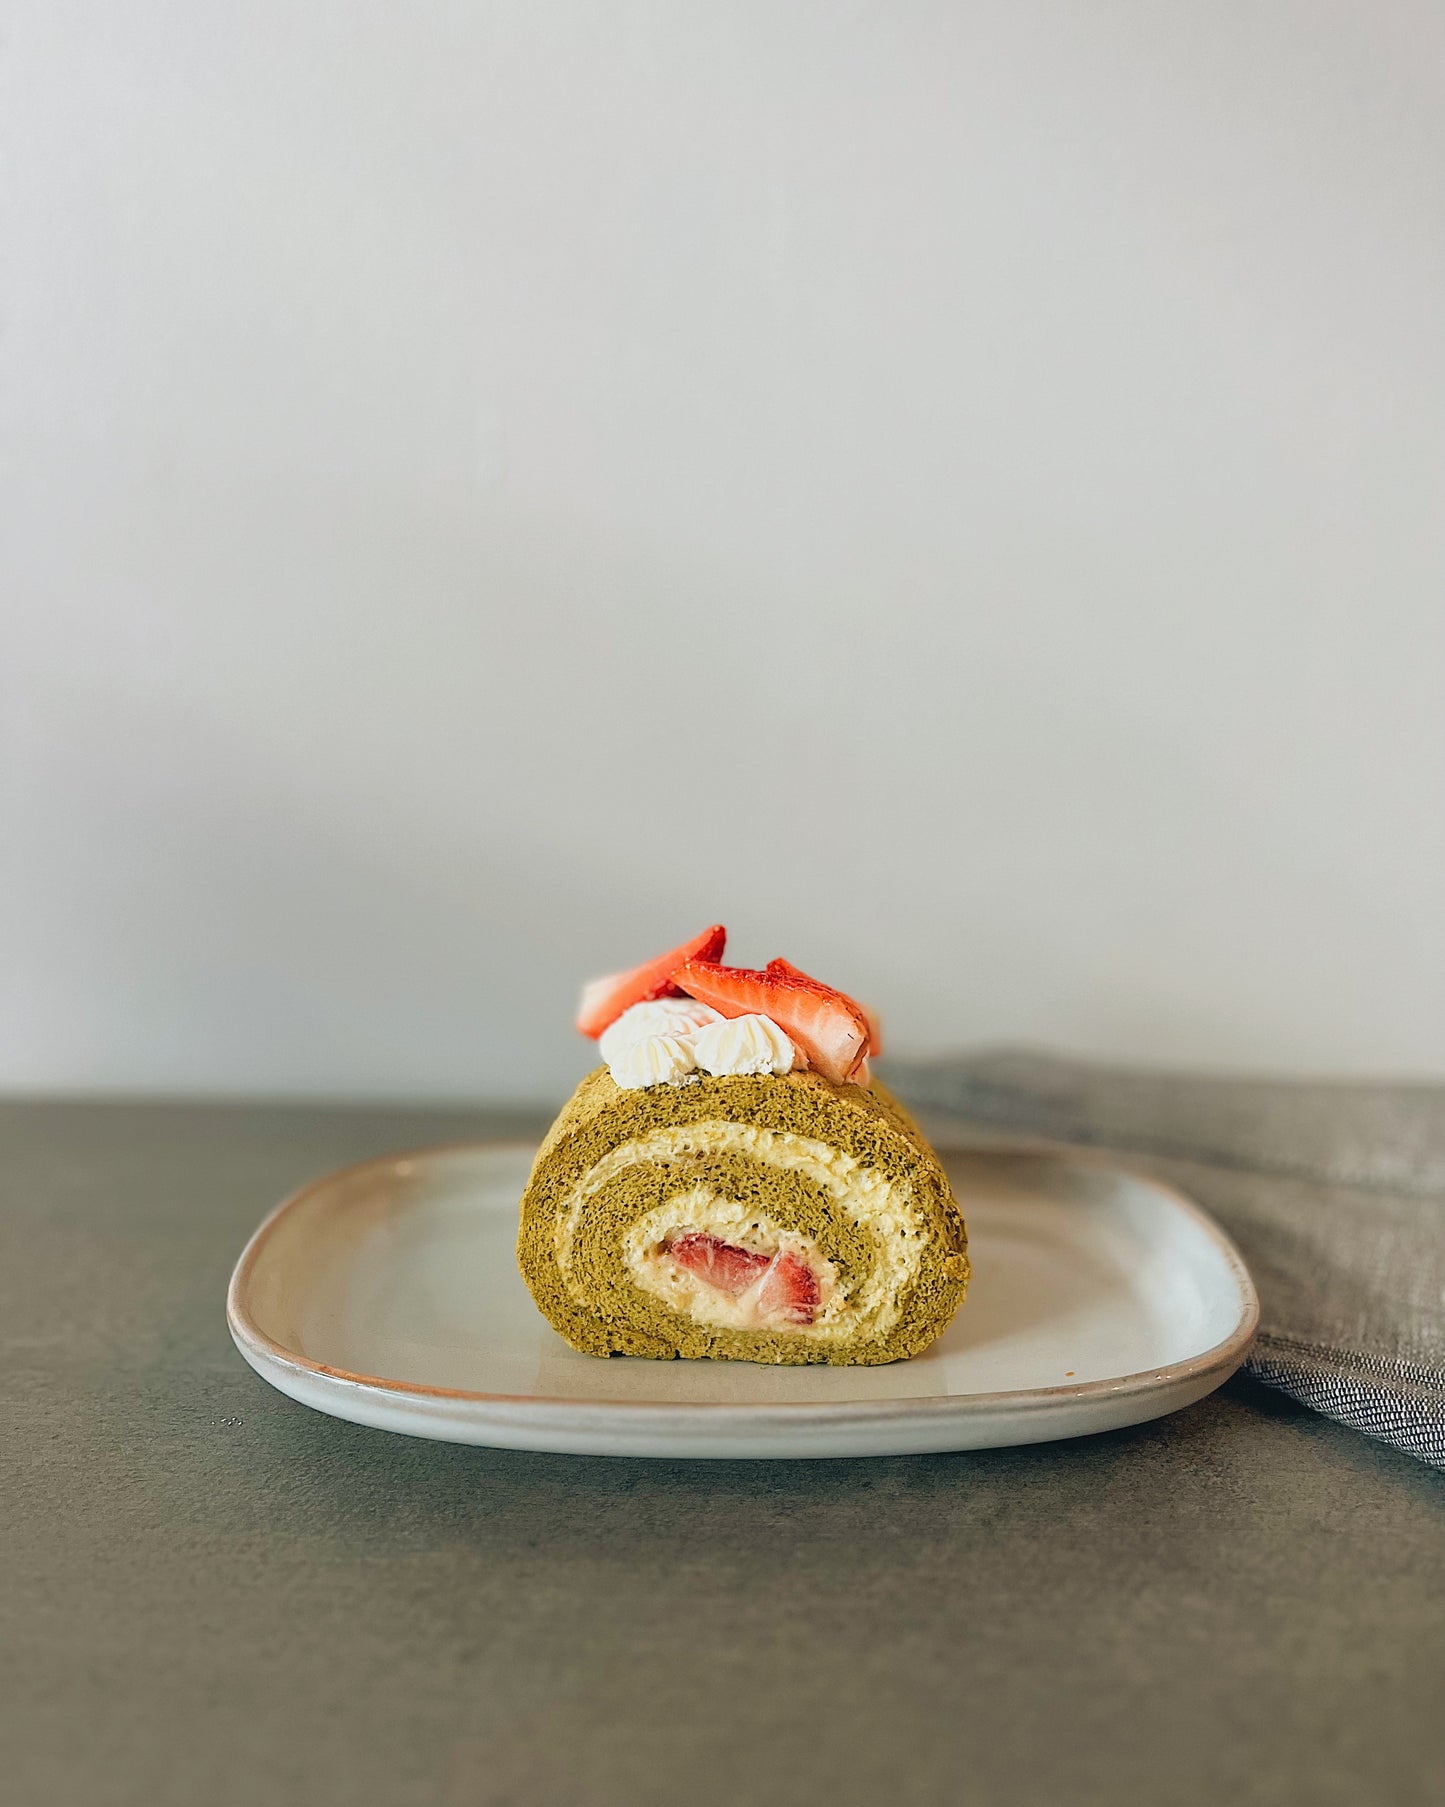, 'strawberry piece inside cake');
666,1232,822,1327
